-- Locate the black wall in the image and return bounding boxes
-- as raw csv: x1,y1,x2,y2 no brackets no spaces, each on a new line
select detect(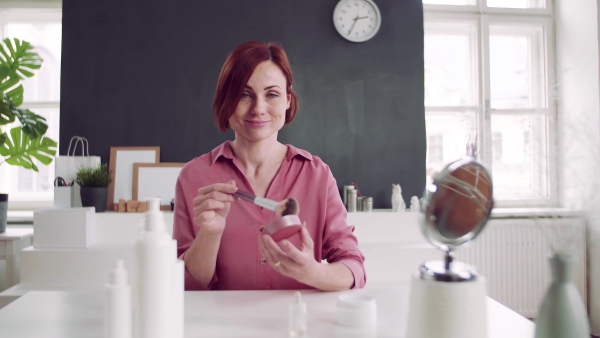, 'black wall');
60,0,425,208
